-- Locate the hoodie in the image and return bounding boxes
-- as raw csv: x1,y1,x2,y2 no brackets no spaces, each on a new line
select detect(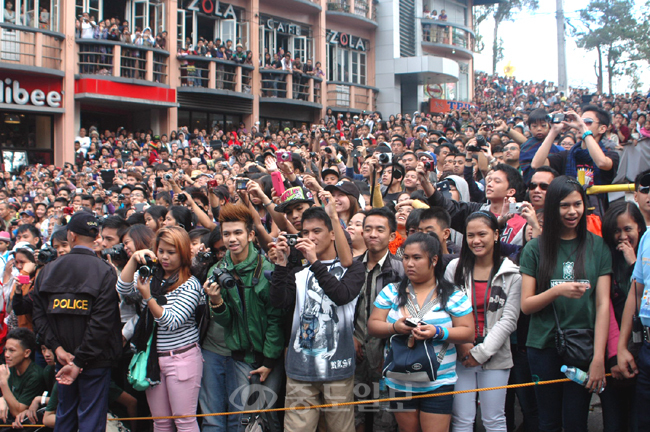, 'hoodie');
444,258,521,370
446,175,470,202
